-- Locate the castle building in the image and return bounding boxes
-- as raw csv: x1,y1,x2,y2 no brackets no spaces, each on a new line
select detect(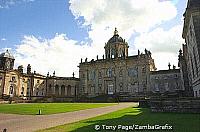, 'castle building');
150,65,184,96
46,73,79,100
182,0,200,97
78,28,156,97
0,51,46,99
0,50,78,100
0,28,193,101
